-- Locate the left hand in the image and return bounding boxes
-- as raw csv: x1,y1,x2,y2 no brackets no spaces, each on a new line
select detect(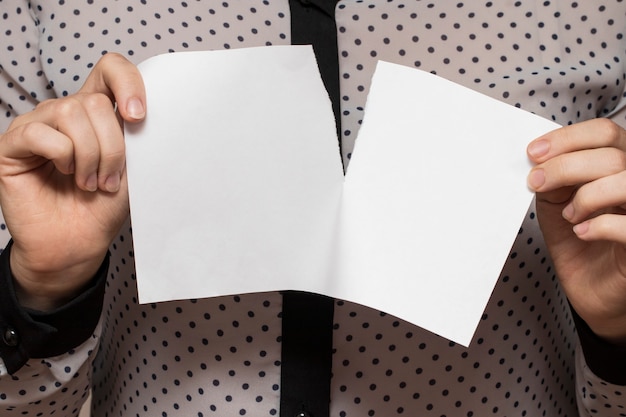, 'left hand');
527,118,626,346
